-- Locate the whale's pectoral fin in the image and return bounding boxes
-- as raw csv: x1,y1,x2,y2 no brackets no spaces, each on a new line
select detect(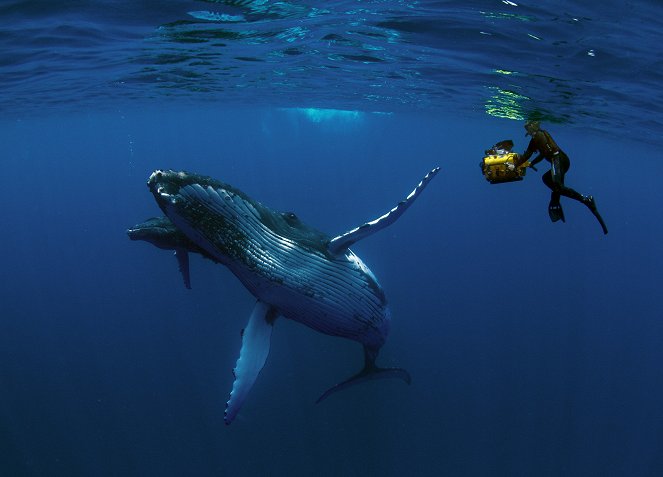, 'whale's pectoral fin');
224,301,277,425
327,167,440,255
316,346,411,404
174,247,191,289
